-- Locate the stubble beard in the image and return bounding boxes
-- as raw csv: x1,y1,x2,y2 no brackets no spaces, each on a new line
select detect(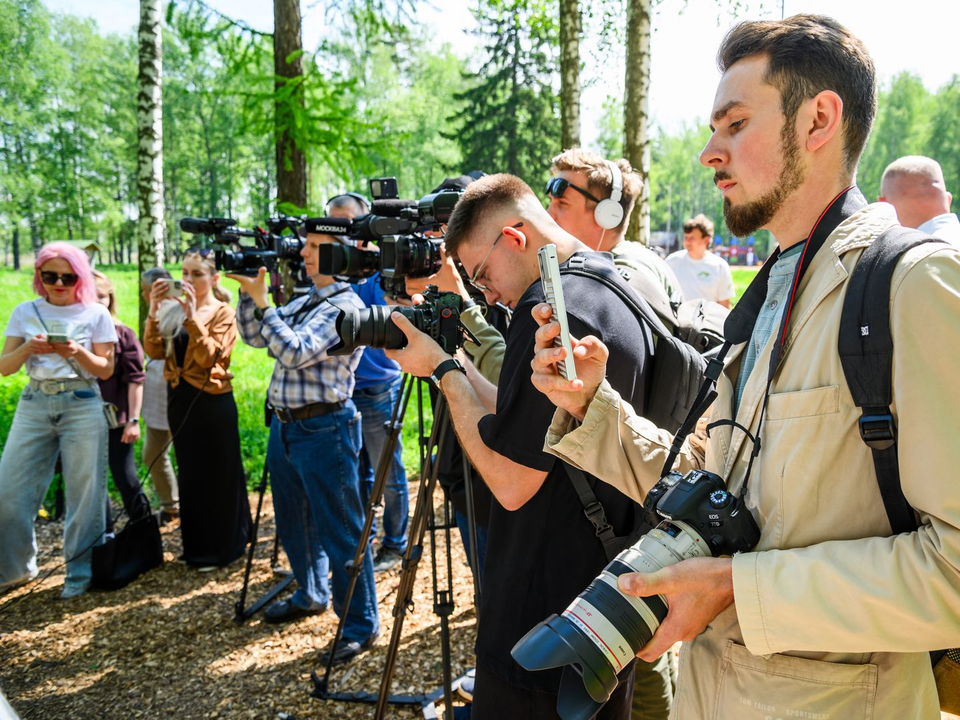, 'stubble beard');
722,125,806,238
